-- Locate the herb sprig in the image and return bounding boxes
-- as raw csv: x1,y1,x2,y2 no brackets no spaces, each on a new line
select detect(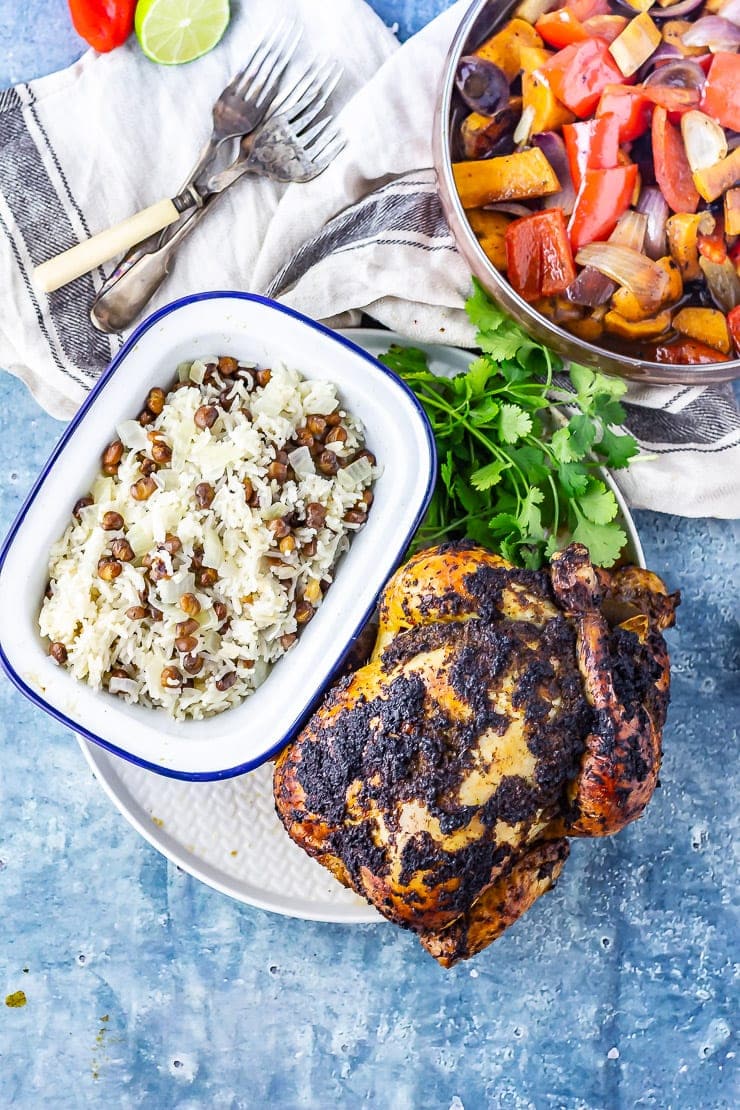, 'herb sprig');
379,281,639,569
